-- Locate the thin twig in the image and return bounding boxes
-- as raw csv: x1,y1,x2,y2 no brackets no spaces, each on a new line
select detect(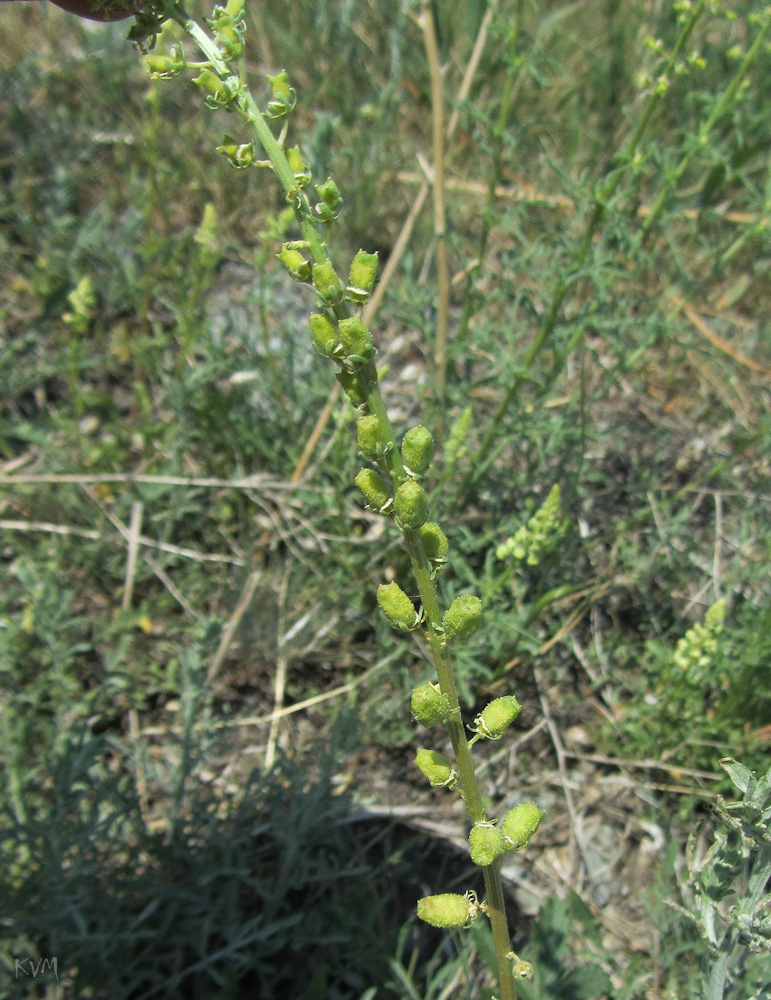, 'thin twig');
265,562,291,770
206,569,262,685
122,502,144,611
